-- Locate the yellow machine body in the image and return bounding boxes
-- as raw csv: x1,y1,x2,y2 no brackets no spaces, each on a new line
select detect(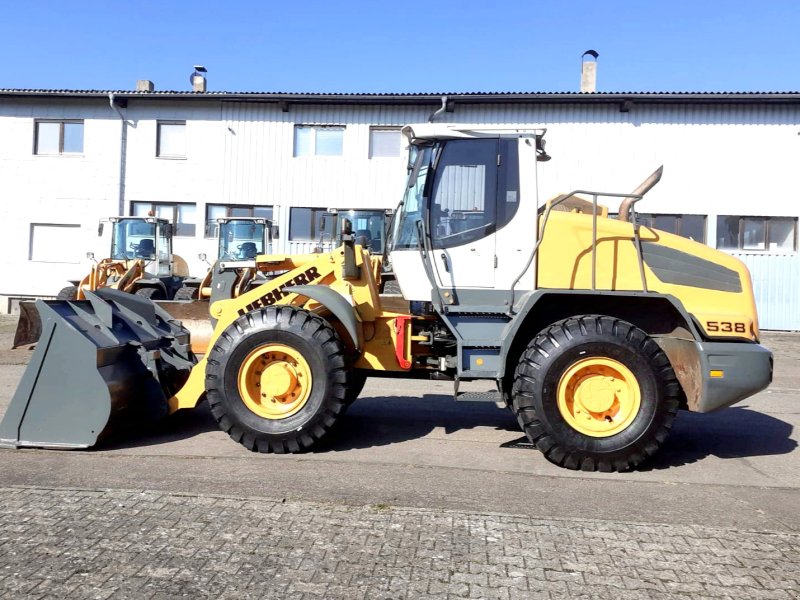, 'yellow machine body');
75,258,147,299
167,246,421,413
537,211,760,341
